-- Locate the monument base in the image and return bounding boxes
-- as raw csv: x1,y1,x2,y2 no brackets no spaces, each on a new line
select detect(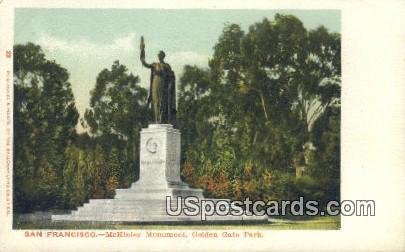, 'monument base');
52,125,267,223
